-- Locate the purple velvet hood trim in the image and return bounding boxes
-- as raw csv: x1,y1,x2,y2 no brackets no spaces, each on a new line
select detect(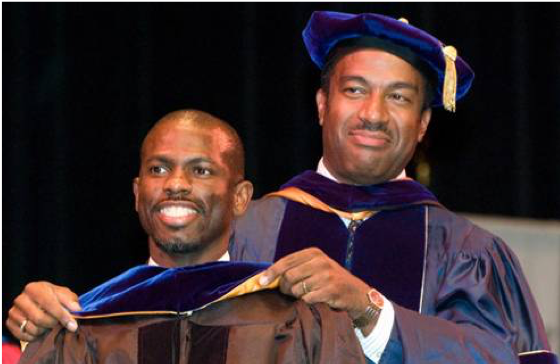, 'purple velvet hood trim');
74,261,270,318
281,170,441,211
